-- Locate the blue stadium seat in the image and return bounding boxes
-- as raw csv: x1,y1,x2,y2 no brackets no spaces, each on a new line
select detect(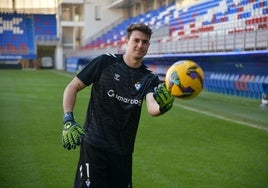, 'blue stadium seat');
34,14,57,36
262,75,268,94
232,74,240,96
218,73,226,94
0,12,58,59
258,75,265,93
82,0,266,50
252,75,261,98
252,75,265,99
223,73,230,94
203,72,212,90
207,72,215,92
247,75,256,98
212,73,219,92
